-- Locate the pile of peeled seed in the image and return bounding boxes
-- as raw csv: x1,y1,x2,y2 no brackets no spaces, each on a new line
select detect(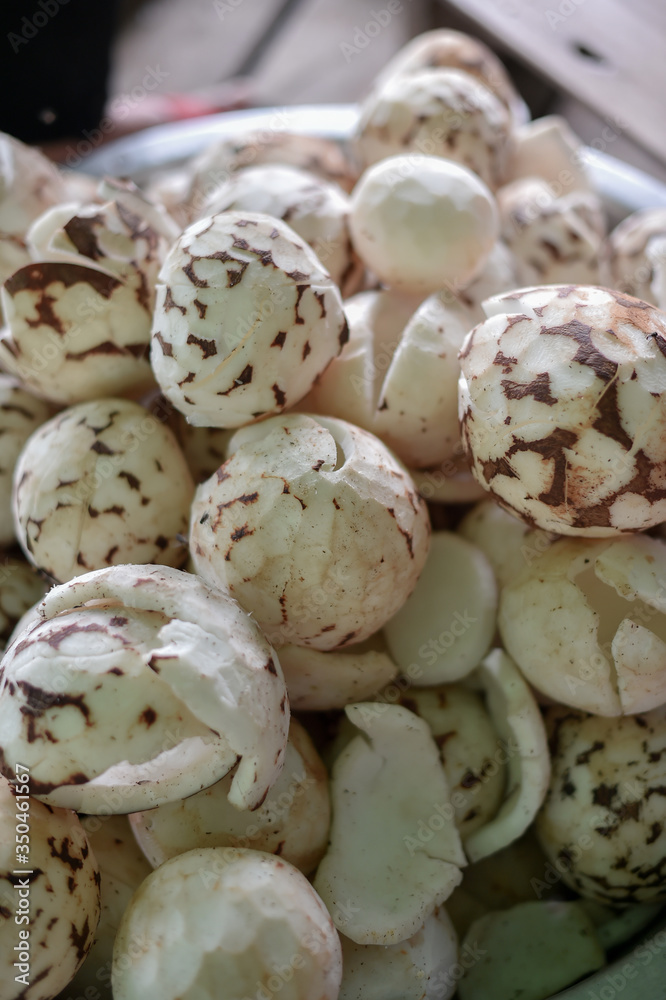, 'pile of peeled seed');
1,25,666,1000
